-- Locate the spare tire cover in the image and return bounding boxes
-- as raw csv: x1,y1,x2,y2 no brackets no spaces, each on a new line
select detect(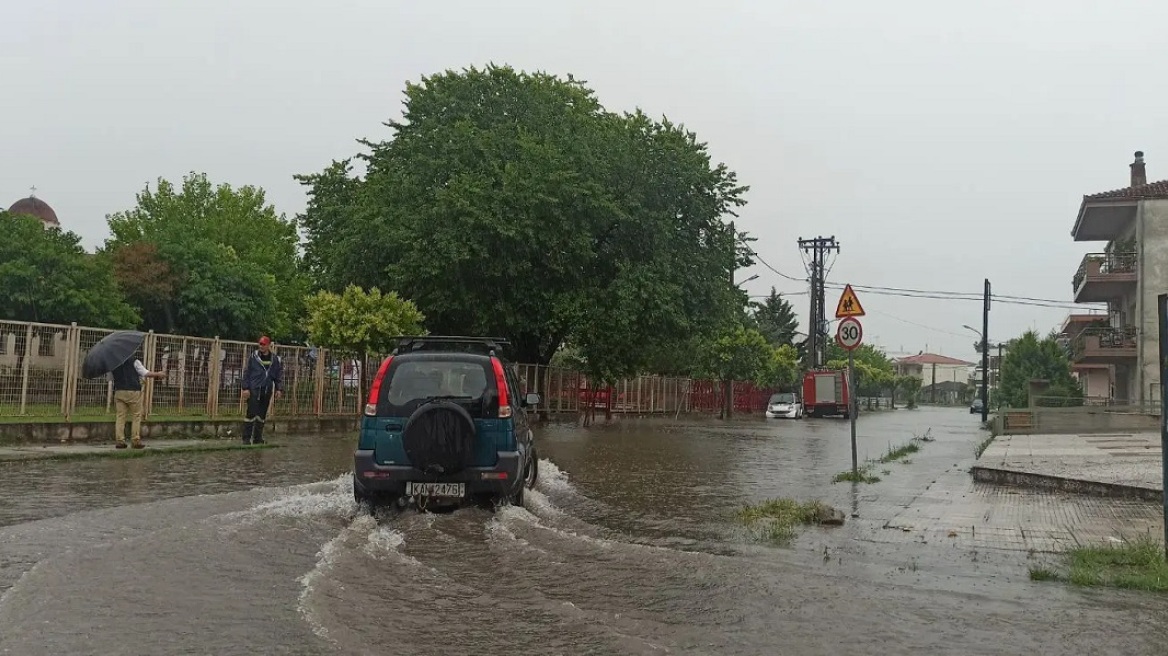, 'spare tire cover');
401,401,478,475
